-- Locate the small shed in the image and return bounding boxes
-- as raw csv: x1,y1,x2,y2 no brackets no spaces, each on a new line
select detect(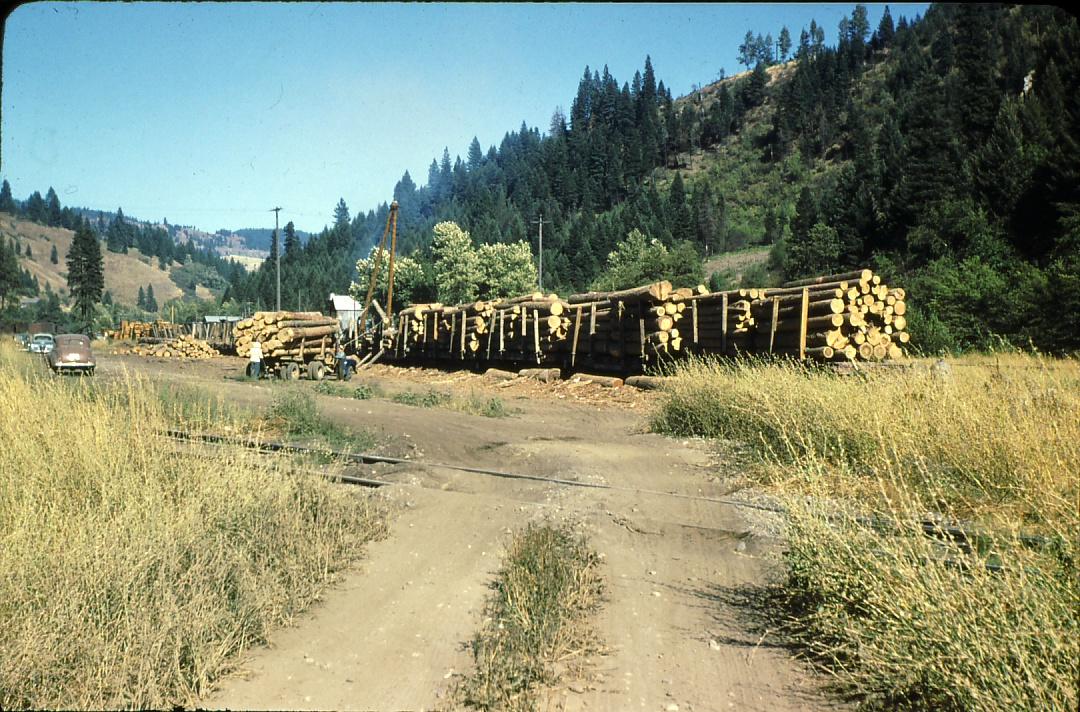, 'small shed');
328,293,363,336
